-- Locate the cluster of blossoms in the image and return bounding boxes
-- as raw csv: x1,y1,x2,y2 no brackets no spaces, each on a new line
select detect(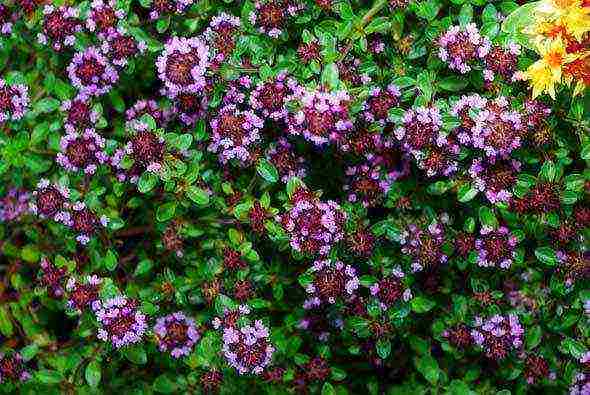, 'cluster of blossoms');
451,94,524,158
474,226,520,269
469,157,521,203
0,353,30,384
213,307,275,375
0,188,29,222
67,46,119,97
67,201,109,245
399,219,449,272
86,0,125,37
112,124,167,182
362,84,401,125
94,296,148,349
0,79,29,124
208,104,264,165
154,312,200,358
471,314,524,360
303,259,359,308
249,0,303,38
287,88,353,146
437,23,490,74
265,138,306,182
482,42,521,82
249,72,299,122
0,5,13,36
38,5,82,51
29,179,71,224
125,99,170,130
56,129,109,174
39,258,67,298
66,275,102,312
61,96,99,133
156,36,210,98
343,160,400,207
368,268,412,310
149,0,194,20
395,106,459,177
278,187,346,256
99,28,147,67
204,12,241,64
